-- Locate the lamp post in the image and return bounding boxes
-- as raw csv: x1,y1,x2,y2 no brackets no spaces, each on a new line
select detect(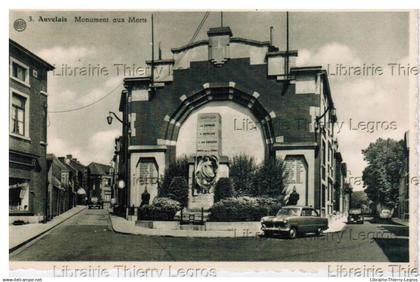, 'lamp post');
107,111,125,125
106,109,129,216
